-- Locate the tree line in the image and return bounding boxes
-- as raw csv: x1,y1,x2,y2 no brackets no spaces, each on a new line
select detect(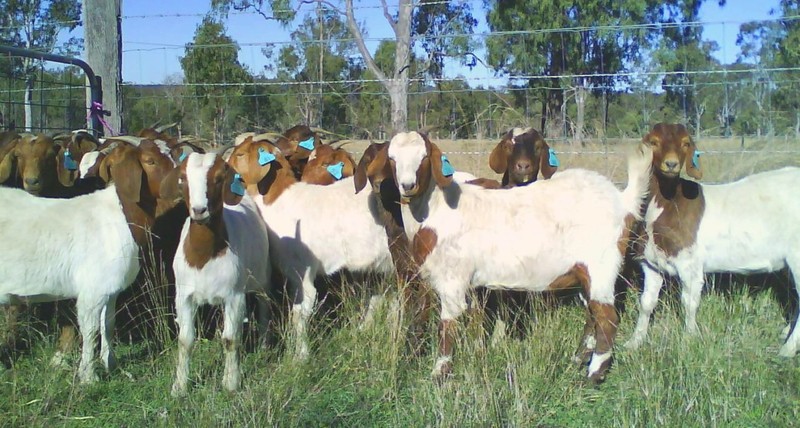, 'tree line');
2,1,800,143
